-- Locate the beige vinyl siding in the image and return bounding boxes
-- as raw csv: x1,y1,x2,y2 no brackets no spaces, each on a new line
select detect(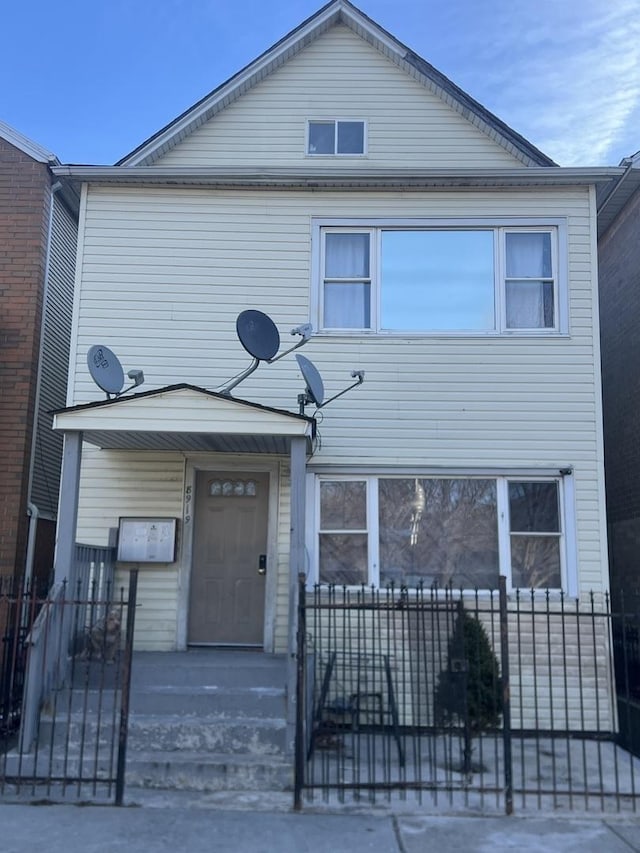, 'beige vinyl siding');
72,182,604,595
77,447,185,650
156,26,523,170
